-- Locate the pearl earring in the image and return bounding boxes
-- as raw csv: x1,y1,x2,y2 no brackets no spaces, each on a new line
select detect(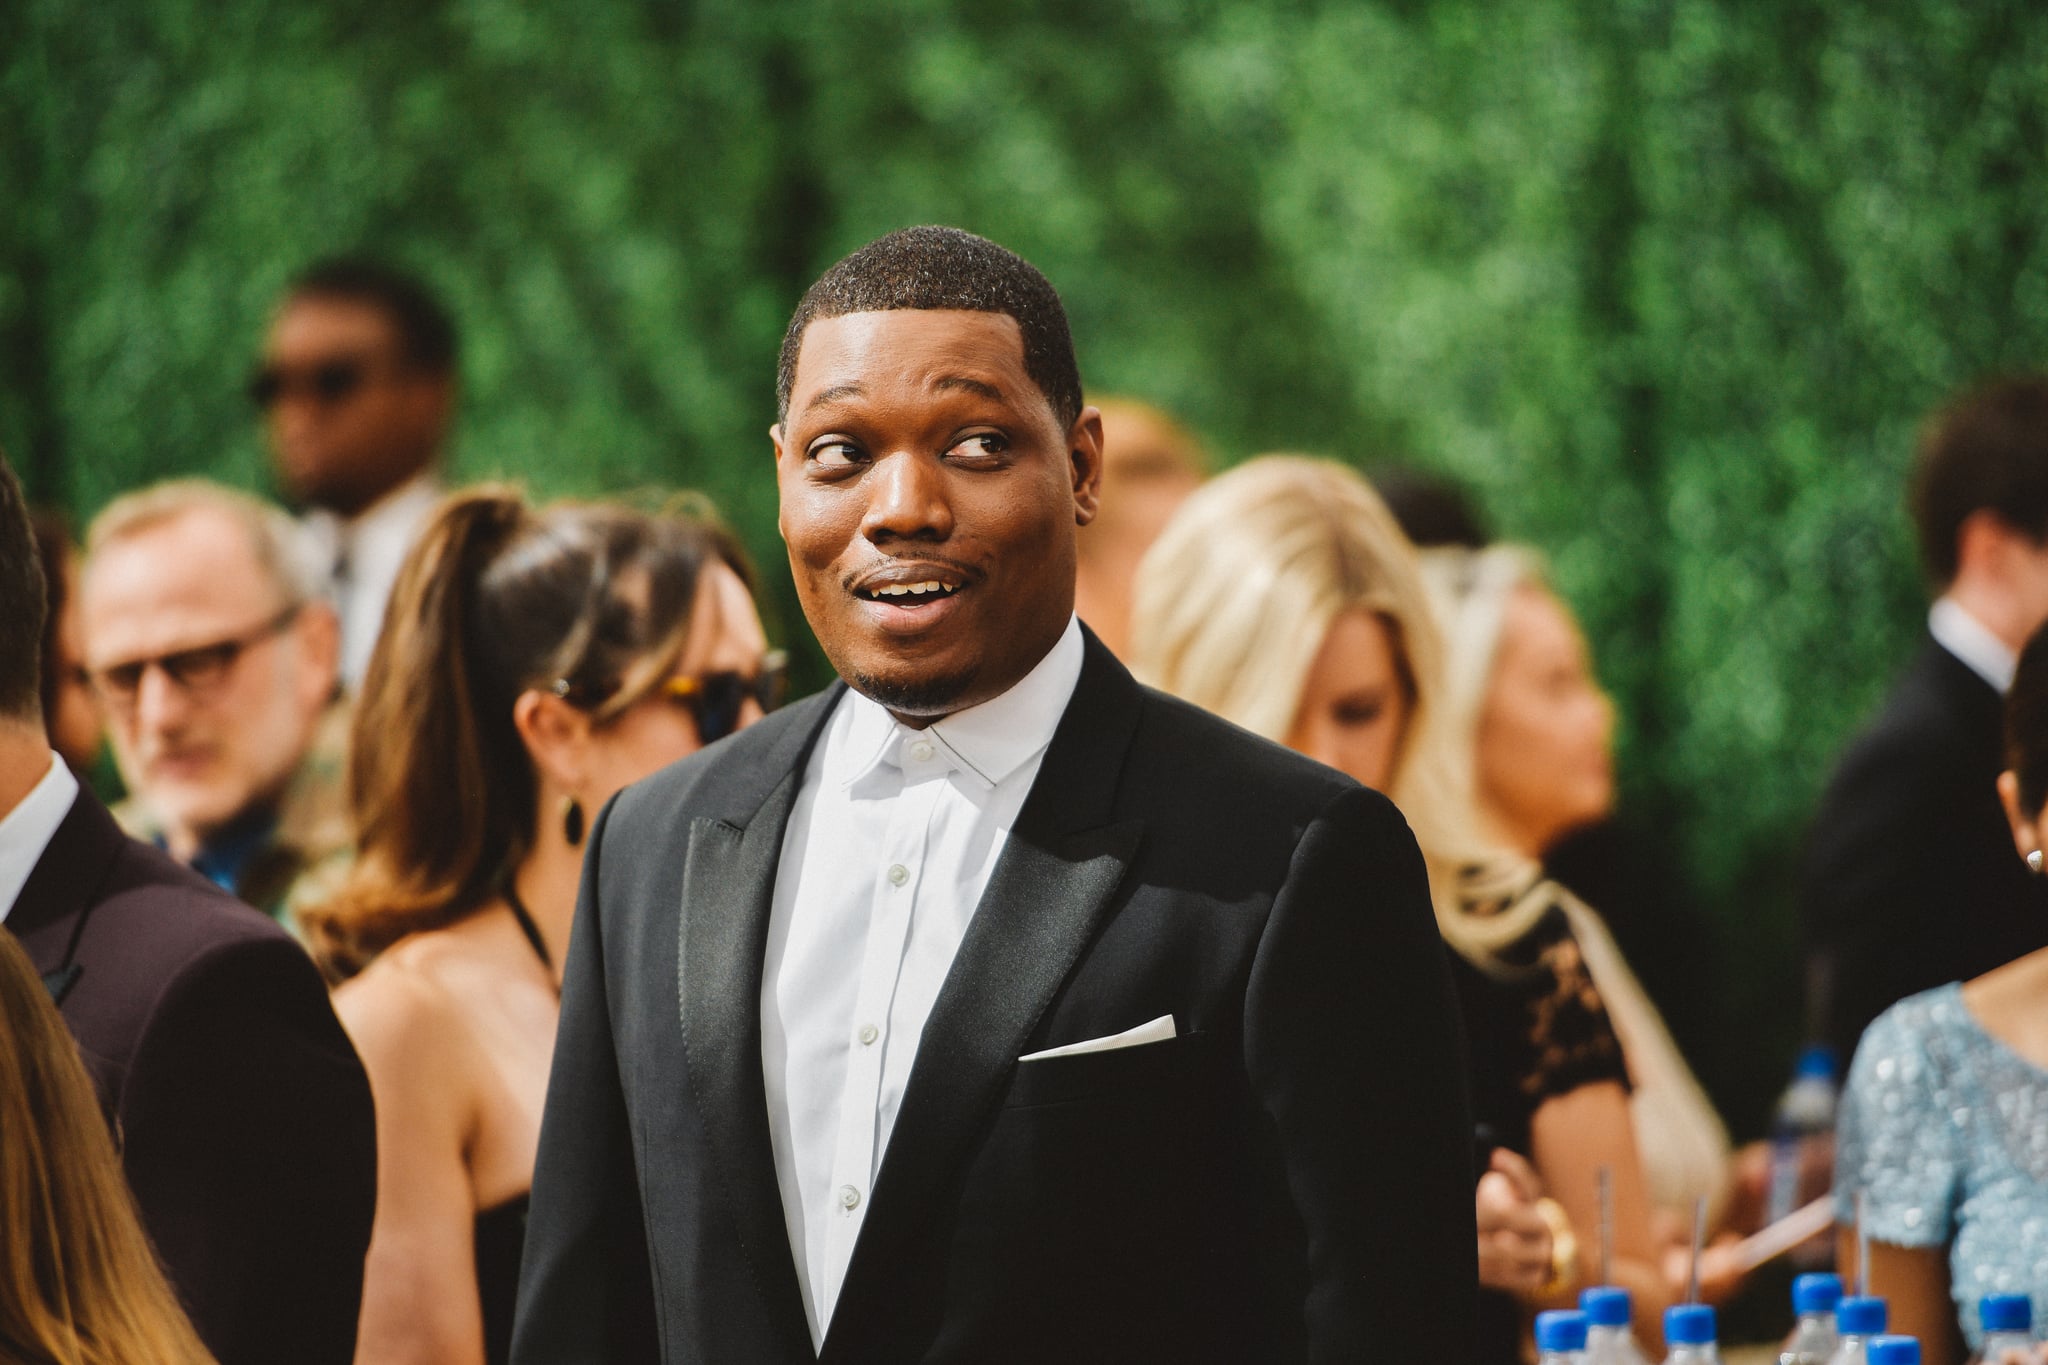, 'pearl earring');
2029,849,2043,874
